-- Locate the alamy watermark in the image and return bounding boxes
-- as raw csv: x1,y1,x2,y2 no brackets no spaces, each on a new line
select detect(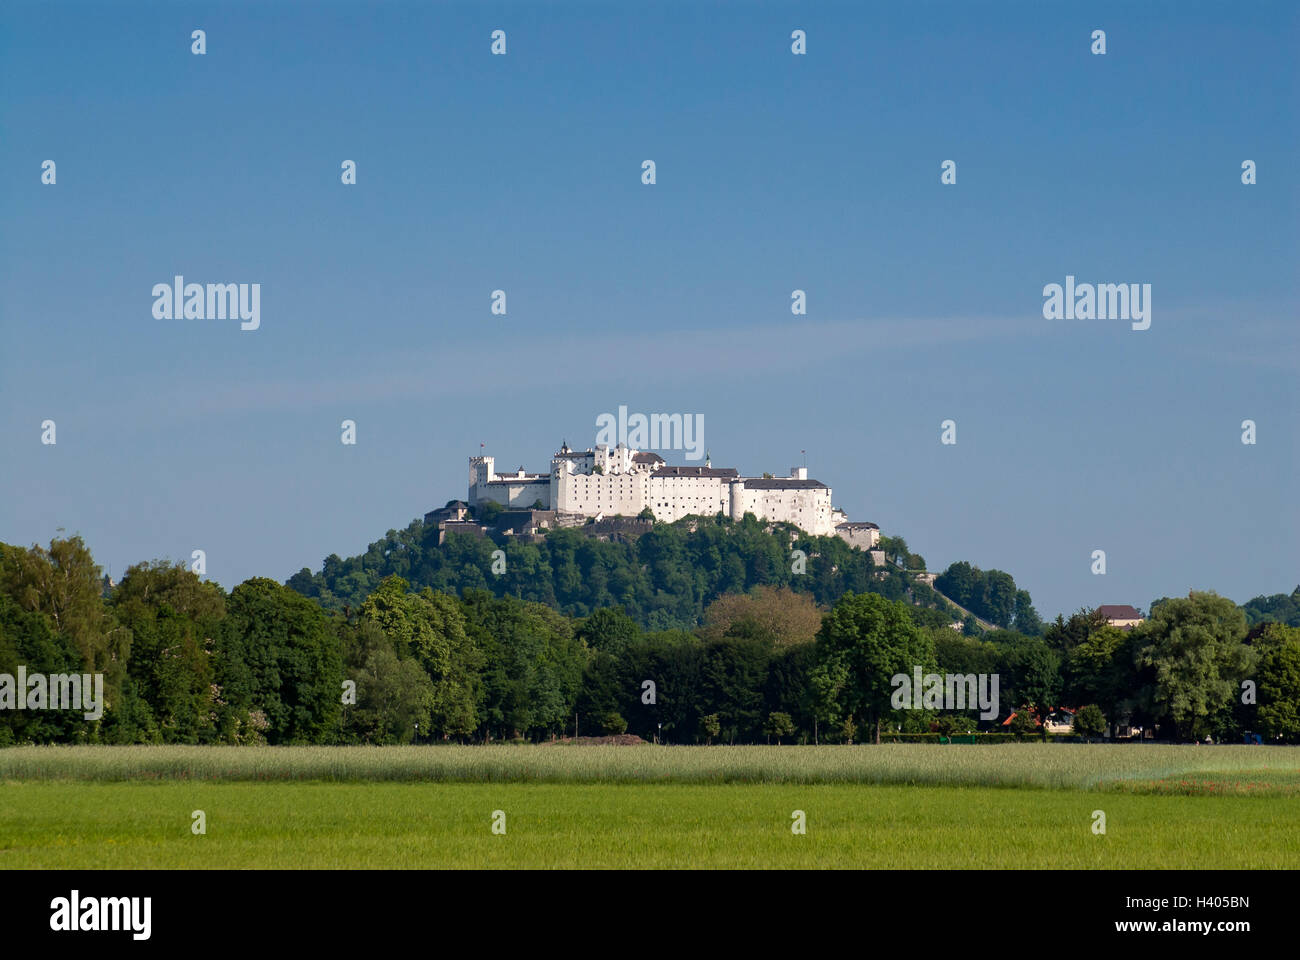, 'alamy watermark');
890,667,999,720
1042,275,1150,330
595,405,704,460
152,275,260,330
50,891,150,940
0,667,104,720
